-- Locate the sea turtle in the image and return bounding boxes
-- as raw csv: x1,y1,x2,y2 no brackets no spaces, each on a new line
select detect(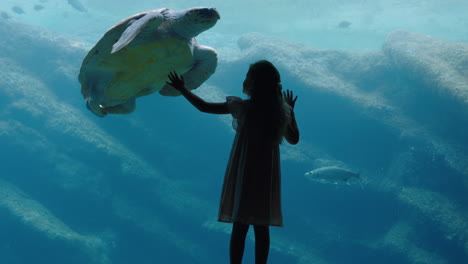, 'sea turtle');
78,7,220,117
